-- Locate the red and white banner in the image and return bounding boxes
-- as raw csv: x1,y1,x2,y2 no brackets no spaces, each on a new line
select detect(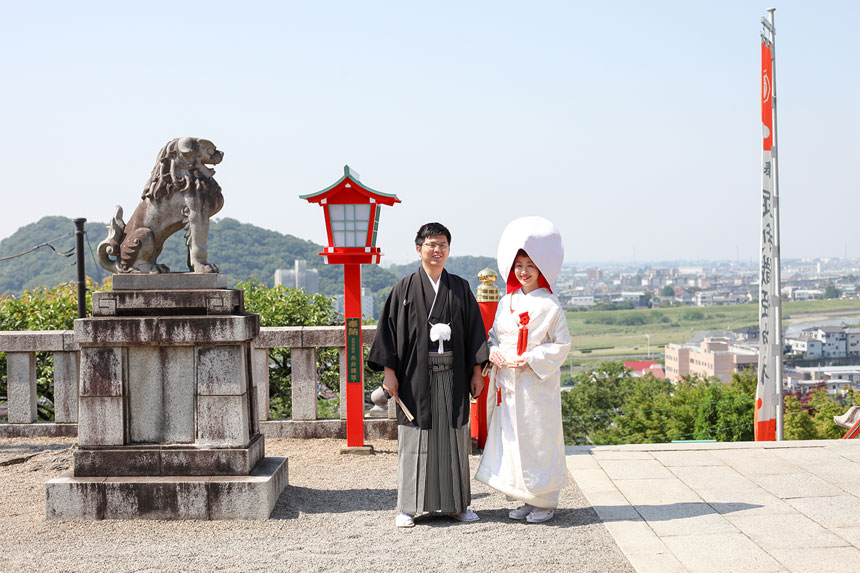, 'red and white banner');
756,37,778,441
